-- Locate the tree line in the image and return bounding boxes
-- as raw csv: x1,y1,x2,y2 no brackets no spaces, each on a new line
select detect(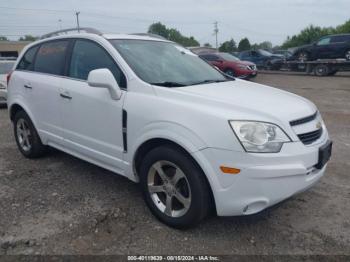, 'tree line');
1,19,349,51
281,19,350,48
